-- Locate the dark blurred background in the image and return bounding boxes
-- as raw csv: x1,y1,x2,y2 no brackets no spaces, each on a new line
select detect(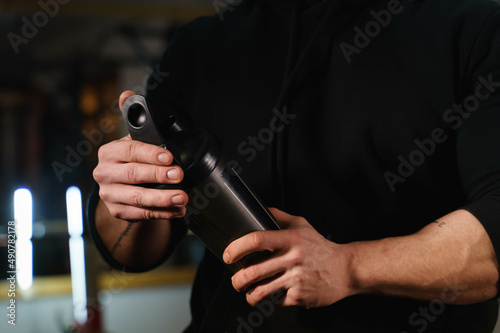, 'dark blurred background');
0,0,214,275
0,1,216,332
